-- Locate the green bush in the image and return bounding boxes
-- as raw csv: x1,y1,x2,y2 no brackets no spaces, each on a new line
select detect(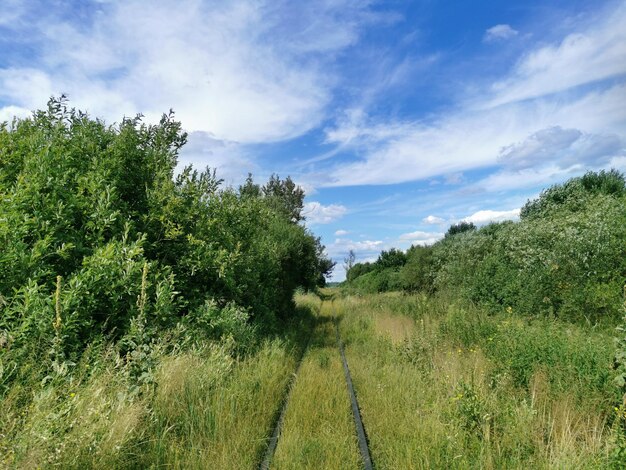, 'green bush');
0,97,333,393
392,170,626,323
